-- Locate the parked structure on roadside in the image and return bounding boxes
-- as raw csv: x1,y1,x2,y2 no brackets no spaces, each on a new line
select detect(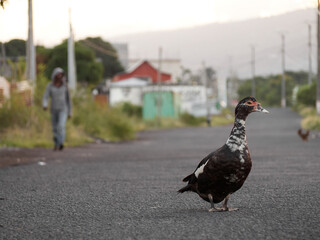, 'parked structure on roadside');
0,77,33,107
0,76,10,107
